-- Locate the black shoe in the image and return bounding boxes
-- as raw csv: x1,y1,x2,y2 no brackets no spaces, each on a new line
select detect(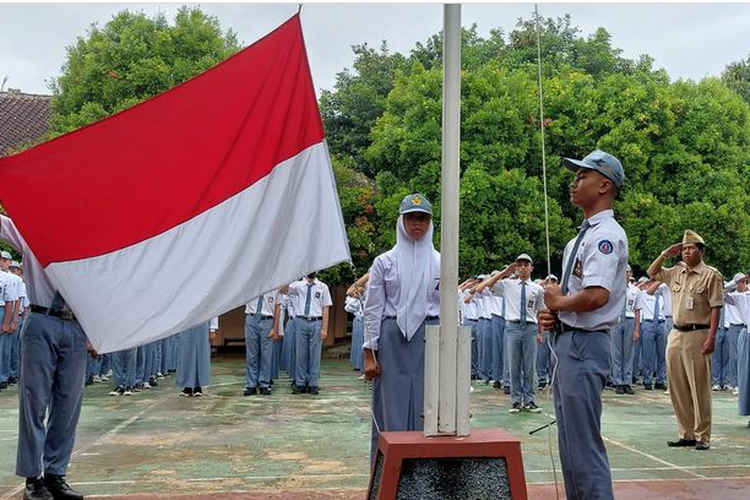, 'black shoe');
179,387,193,397
667,438,697,447
615,385,625,395
523,401,542,413
259,387,272,395
632,377,638,385
192,386,203,396
492,381,502,389
8,376,17,385
654,382,667,391
503,386,510,395
168,369,177,374
538,381,547,390
24,477,53,500
148,377,158,387
269,379,274,386
308,386,320,395
644,383,653,390
0,382,7,389
509,402,522,414
624,385,635,395
43,474,83,500
84,377,94,386
291,384,304,394
243,387,257,396
695,441,710,451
